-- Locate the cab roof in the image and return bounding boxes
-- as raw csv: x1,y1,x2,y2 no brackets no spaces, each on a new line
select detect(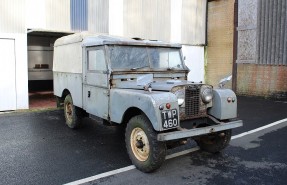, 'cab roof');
54,32,182,48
